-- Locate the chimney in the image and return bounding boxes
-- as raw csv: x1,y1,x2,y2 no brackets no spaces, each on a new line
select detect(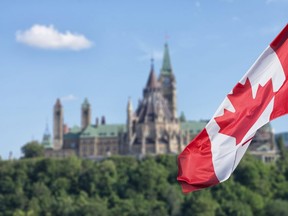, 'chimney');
95,117,99,127
101,116,106,125
63,124,69,134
